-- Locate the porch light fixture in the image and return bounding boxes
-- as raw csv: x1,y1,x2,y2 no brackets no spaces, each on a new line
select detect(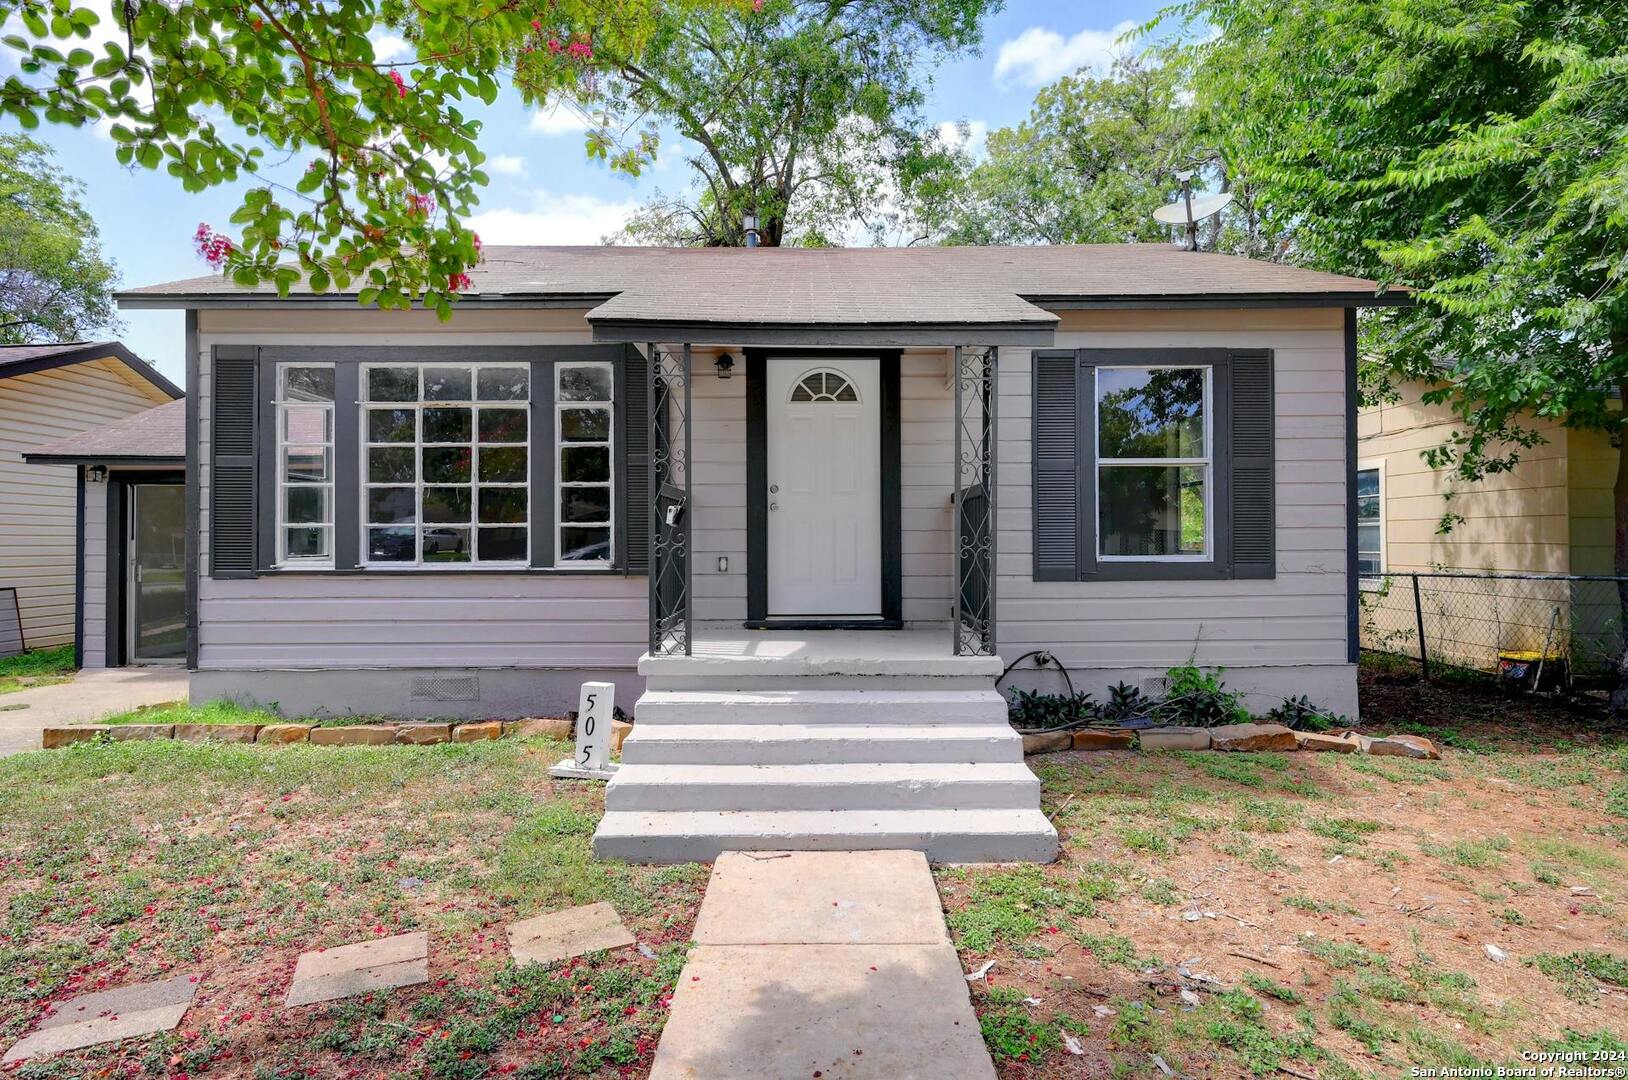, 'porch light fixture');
714,353,736,379
86,465,108,483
